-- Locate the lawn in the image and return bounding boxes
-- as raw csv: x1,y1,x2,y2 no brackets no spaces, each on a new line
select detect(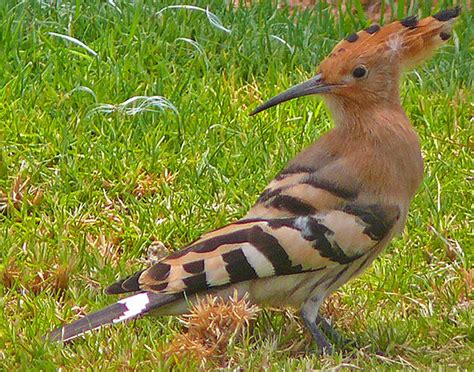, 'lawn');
0,0,472,369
